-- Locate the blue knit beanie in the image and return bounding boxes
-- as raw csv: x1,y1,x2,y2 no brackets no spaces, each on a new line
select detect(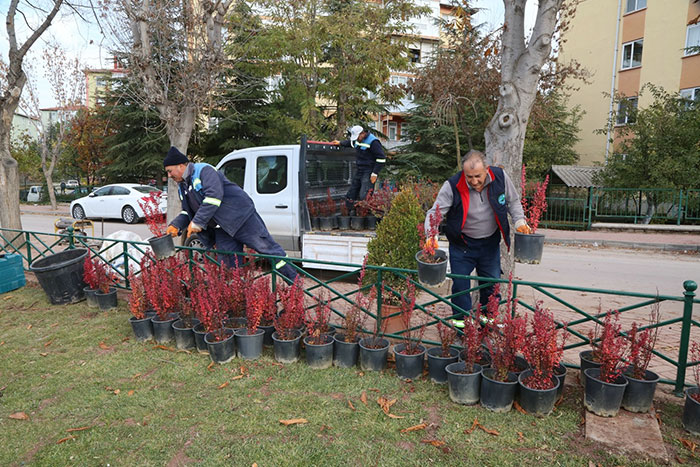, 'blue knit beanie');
163,146,189,167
